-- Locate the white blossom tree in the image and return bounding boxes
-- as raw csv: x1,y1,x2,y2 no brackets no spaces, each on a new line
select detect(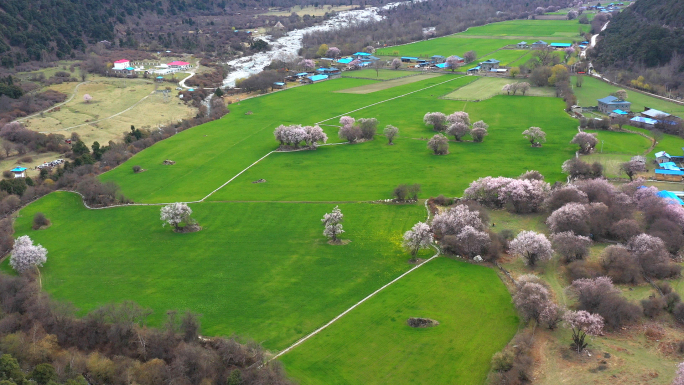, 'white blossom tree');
510,231,553,266
444,55,462,72
160,203,194,231
391,58,401,70
563,310,604,353
423,112,447,131
322,206,344,243
383,125,399,145
522,127,546,147
83,94,93,103
9,235,47,274
402,222,433,260
447,121,470,141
